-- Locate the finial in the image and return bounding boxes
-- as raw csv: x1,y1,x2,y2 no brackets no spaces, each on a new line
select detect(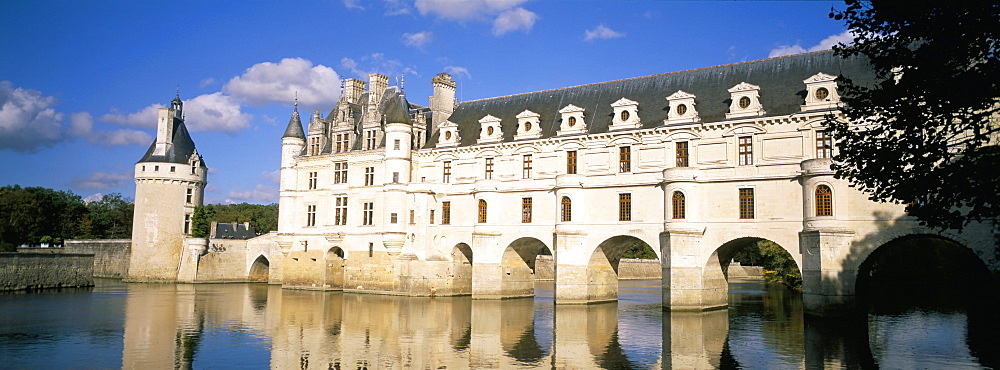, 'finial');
176,85,180,98
294,91,298,108
400,74,405,92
